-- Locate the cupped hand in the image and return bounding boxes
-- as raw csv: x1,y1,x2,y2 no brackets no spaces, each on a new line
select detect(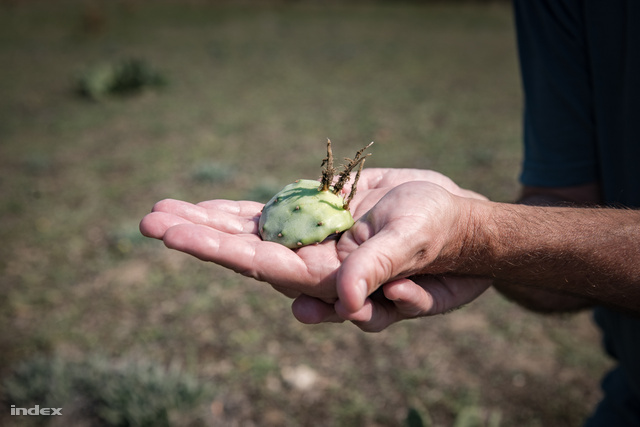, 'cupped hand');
333,180,490,317
140,168,490,328
140,197,345,301
294,275,491,332
139,168,456,302
291,176,491,330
